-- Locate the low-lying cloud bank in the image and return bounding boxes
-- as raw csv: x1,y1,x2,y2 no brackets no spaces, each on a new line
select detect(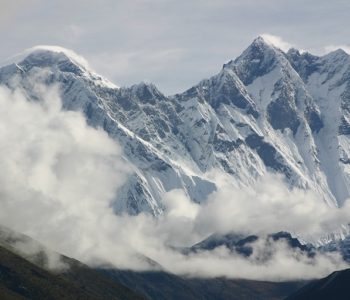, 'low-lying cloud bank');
0,83,349,280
